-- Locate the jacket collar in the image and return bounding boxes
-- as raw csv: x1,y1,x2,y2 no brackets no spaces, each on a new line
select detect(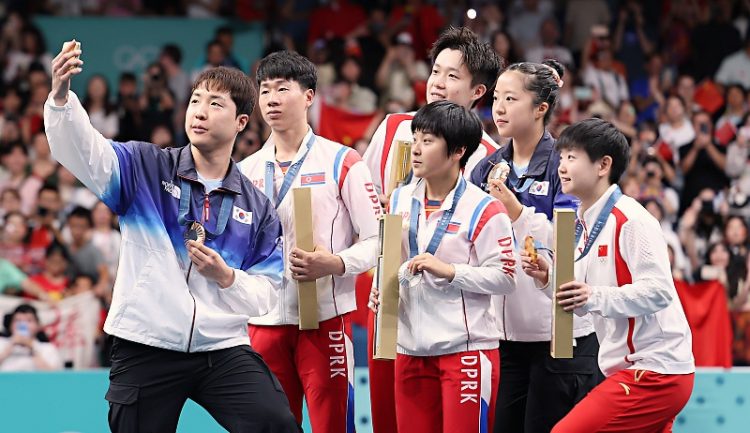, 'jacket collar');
177,144,243,194
498,131,555,178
